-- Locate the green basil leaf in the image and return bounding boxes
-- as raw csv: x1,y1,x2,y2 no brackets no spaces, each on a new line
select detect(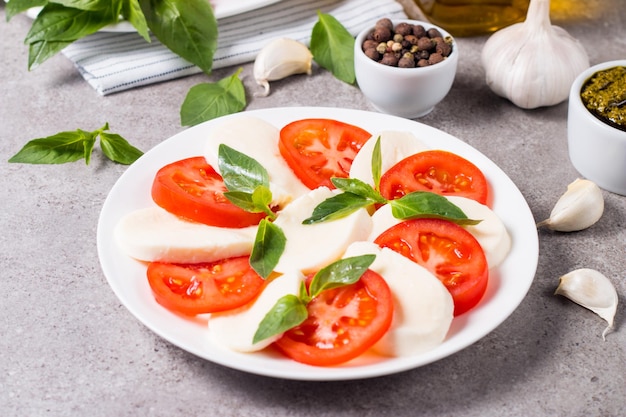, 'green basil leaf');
122,0,150,42
249,219,286,279
9,130,90,164
308,255,376,298
100,131,144,165
252,294,308,344
6,0,47,21
180,69,246,126
390,191,481,225
372,136,382,189
139,0,217,75
302,192,371,224
28,39,73,70
310,12,355,84
218,144,270,193
331,177,386,203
